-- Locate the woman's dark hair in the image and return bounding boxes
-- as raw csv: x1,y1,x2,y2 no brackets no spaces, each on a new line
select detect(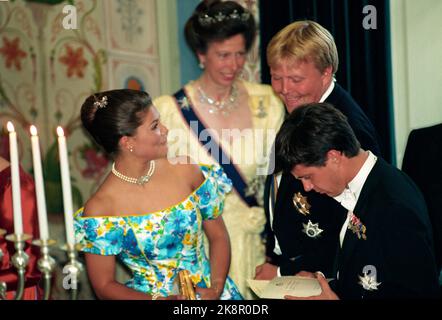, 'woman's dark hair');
184,0,256,55
81,89,152,155
275,103,361,172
